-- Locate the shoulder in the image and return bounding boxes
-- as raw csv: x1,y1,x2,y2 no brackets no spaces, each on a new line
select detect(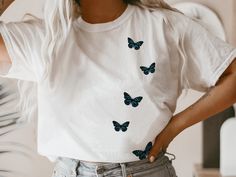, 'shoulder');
134,5,192,36
153,8,191,32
